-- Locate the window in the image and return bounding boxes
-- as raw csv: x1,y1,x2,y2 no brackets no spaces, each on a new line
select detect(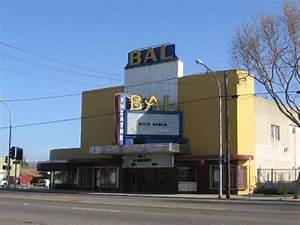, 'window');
100,167,118,188
77,167,93,186
209,166,247,190
78,168,86,185
271,124,280,140
178,167,197,182
54,170,76,185
210,166,225,189
238,166,247,190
